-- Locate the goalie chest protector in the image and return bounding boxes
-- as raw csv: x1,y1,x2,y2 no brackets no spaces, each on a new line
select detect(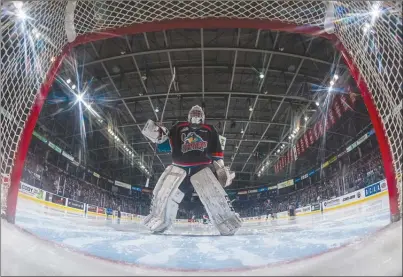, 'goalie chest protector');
169,122,223,167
